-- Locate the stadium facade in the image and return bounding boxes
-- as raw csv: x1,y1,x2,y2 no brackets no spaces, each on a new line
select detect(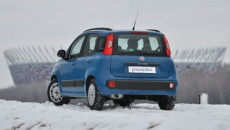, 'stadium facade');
4,46,59,85
173,47,226,73
4,46,227,86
